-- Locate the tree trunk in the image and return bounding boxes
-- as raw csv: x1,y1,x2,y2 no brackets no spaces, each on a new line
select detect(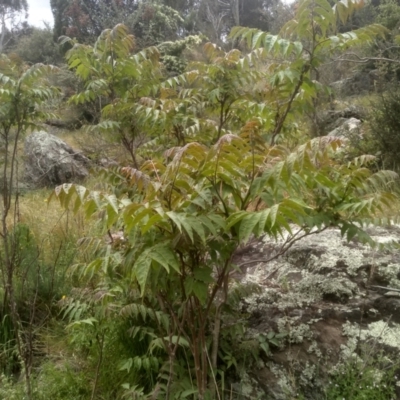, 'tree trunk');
0,14,6,54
